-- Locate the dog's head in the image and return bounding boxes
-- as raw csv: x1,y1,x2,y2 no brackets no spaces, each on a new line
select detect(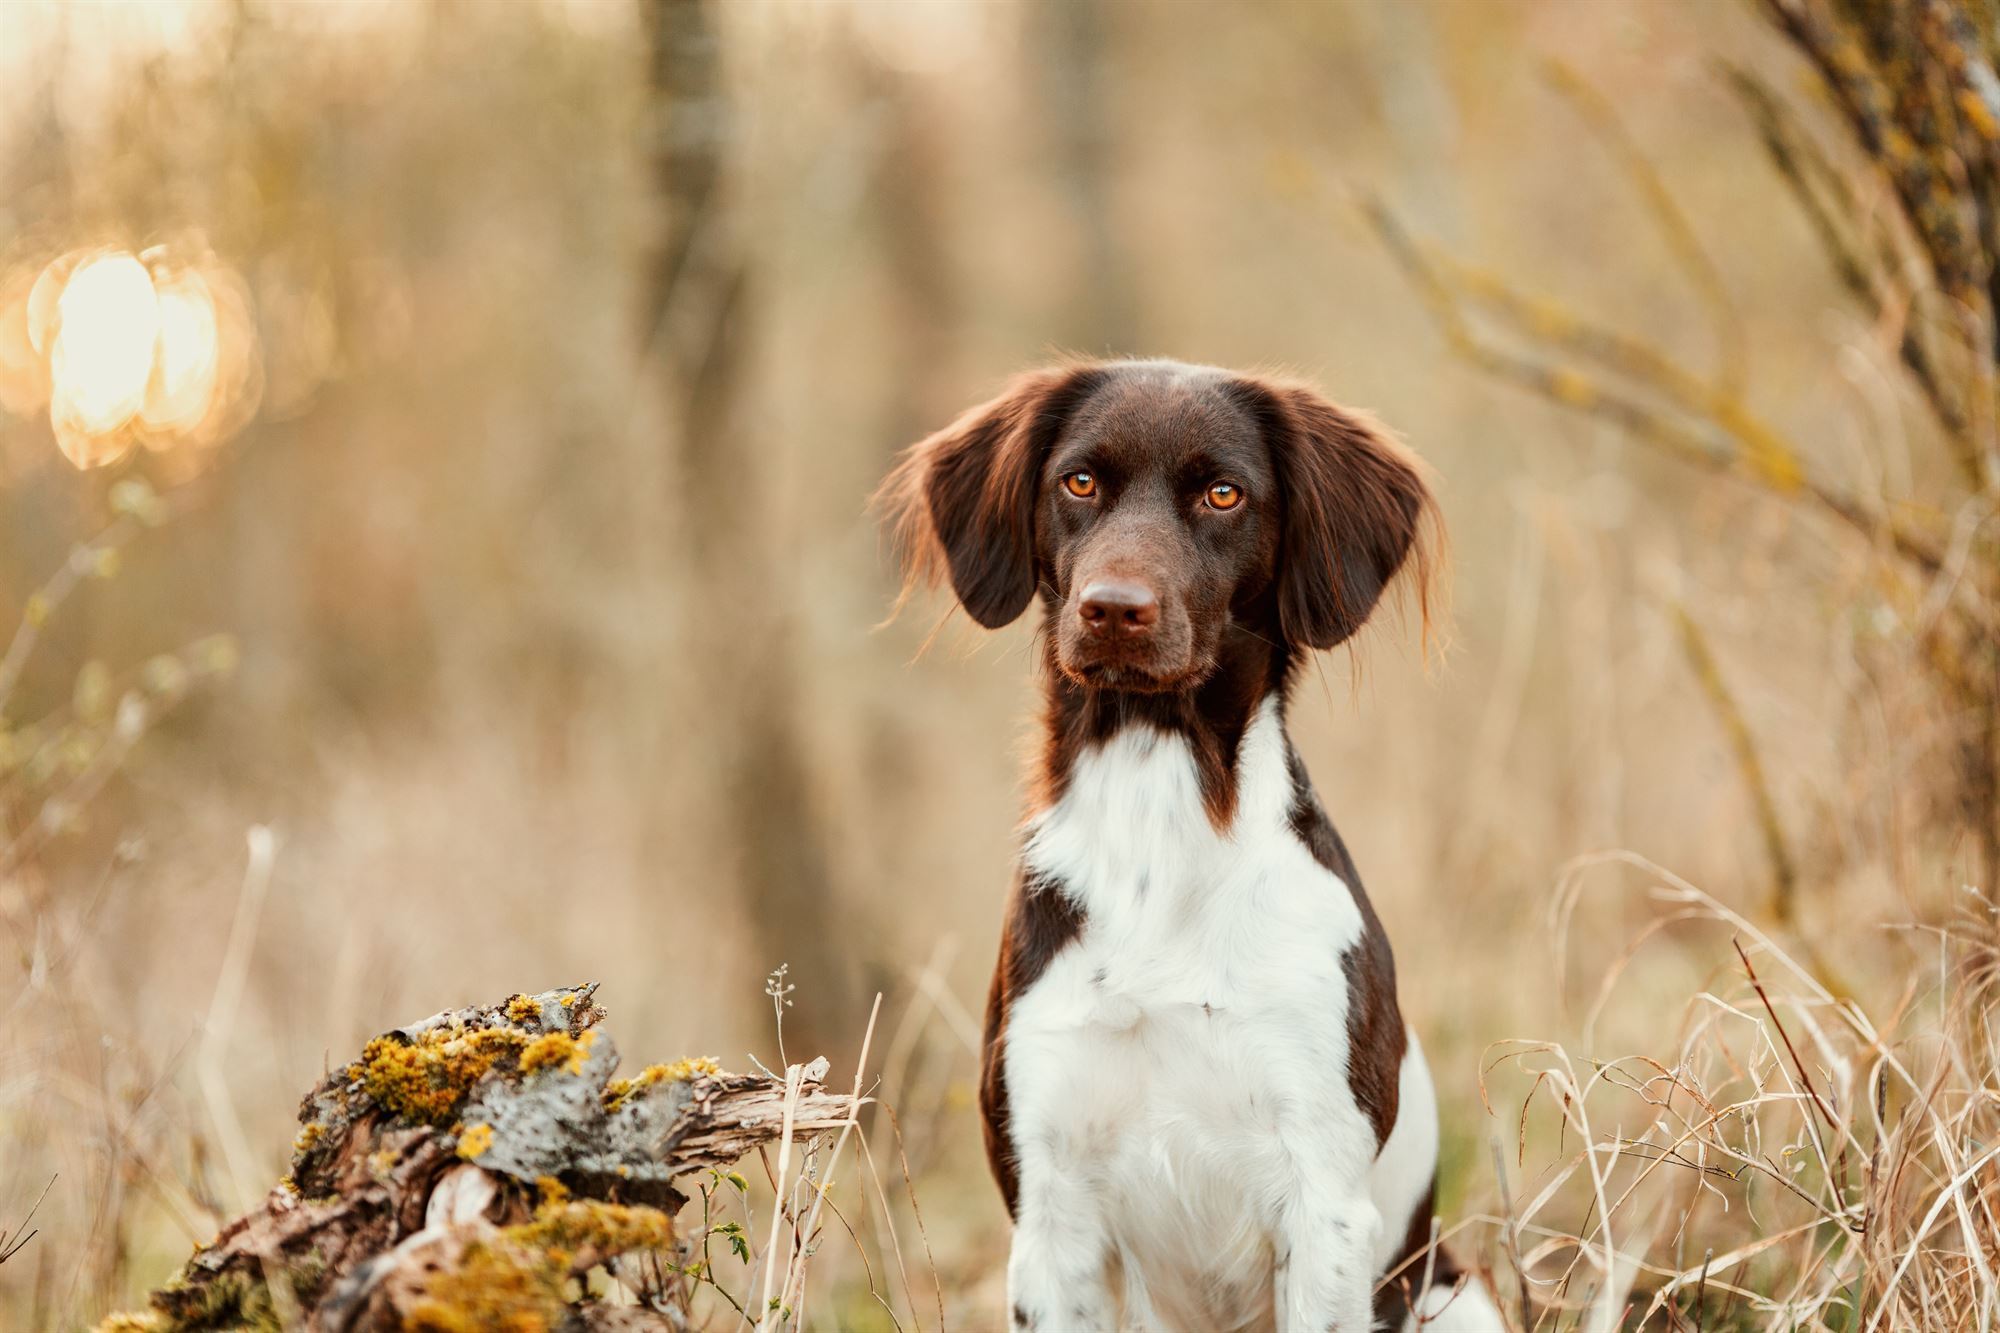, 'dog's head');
881,359,1440,691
